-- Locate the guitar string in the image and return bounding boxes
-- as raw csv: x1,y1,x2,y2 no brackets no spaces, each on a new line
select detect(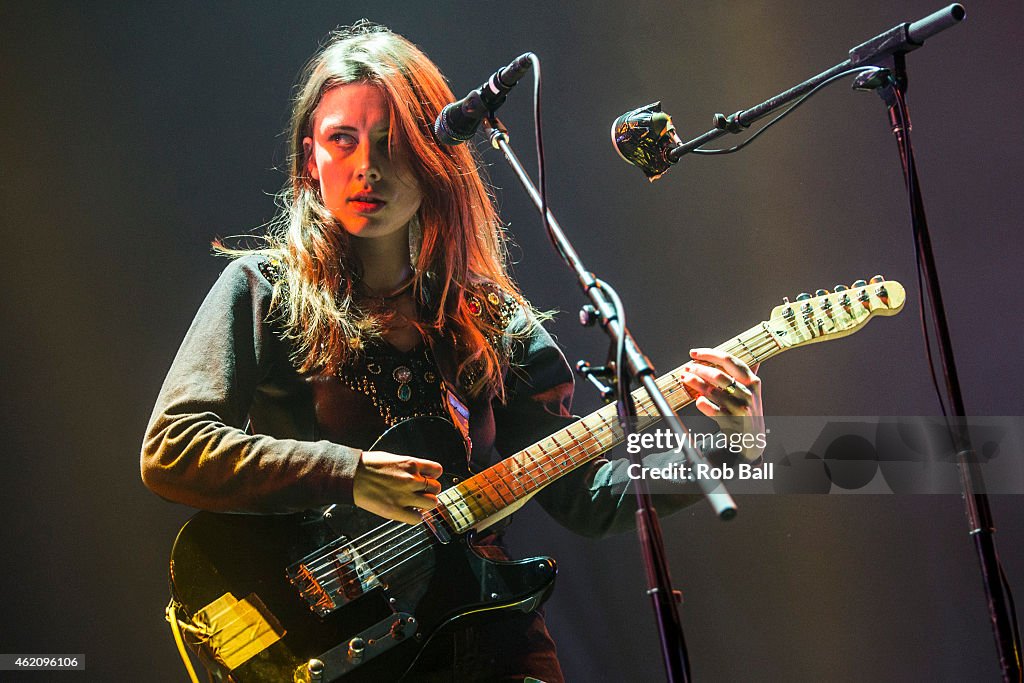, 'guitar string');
306,414,610,593
307,398,633,592
317,379,702,594
301,332,783,592
298,331,783,588
300,330,785,588
329,348,762,586
303,296,879,585
299,331,765,573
